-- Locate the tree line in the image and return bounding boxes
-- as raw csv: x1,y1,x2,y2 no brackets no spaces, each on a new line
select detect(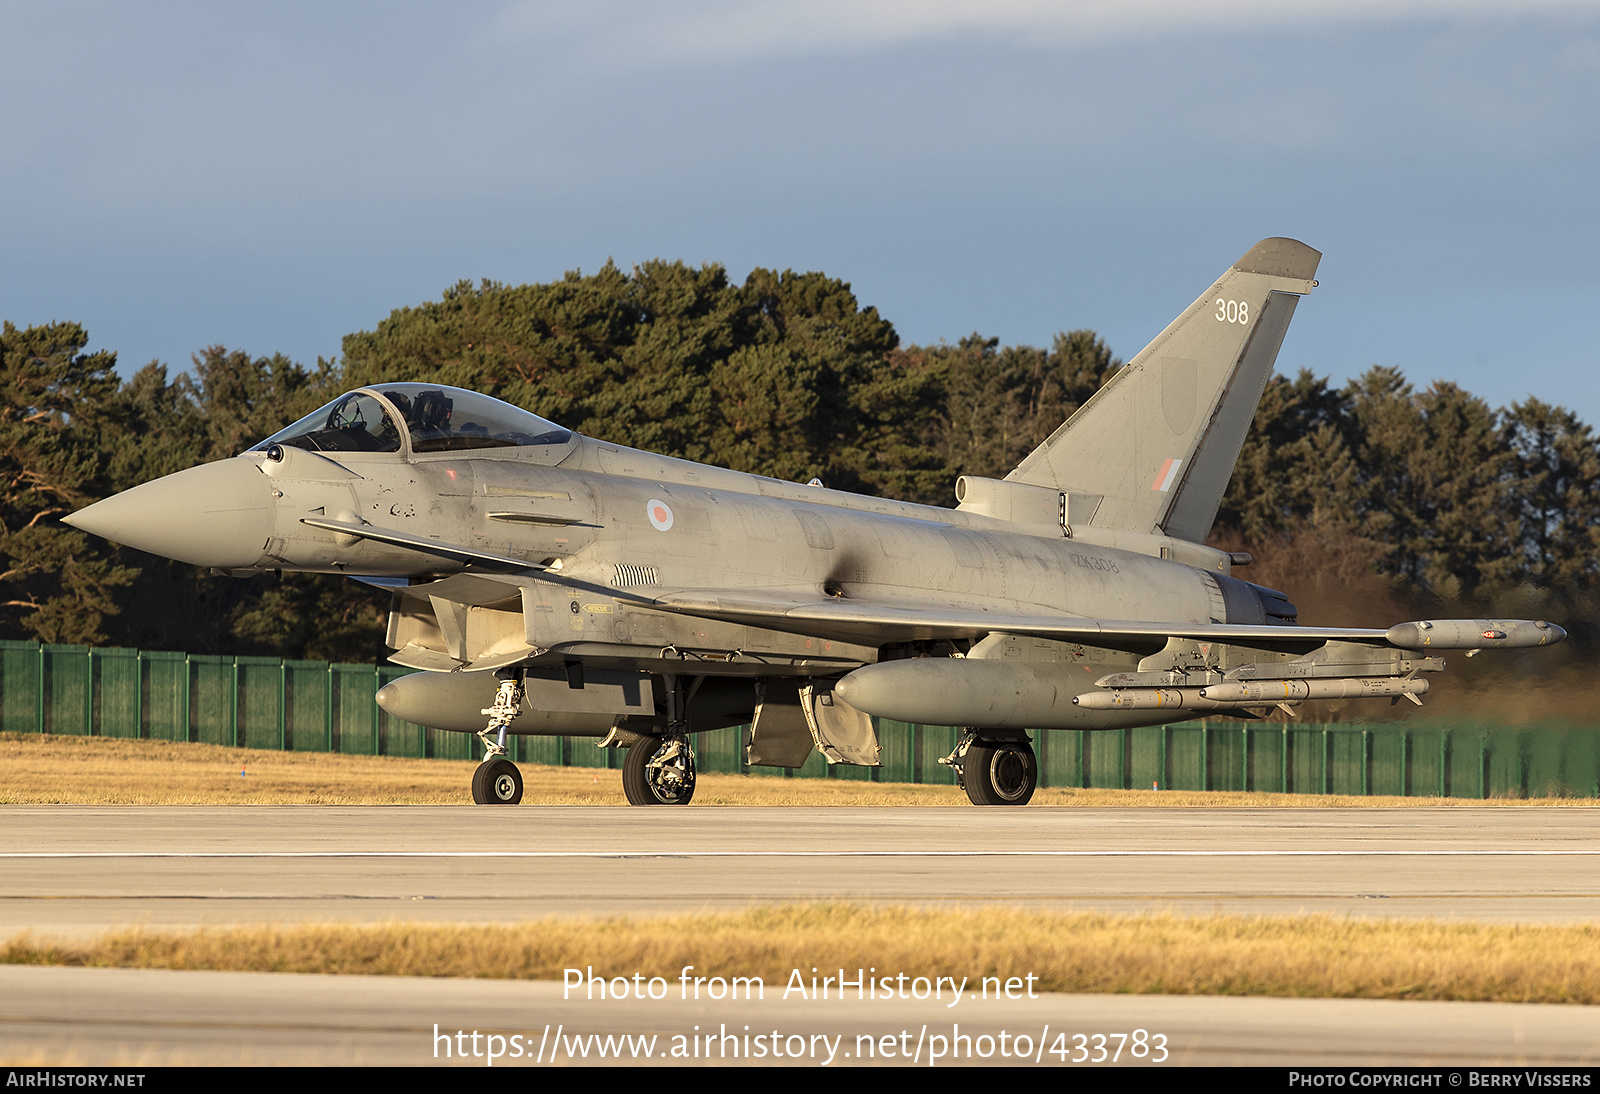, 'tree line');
3,259,1595,663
